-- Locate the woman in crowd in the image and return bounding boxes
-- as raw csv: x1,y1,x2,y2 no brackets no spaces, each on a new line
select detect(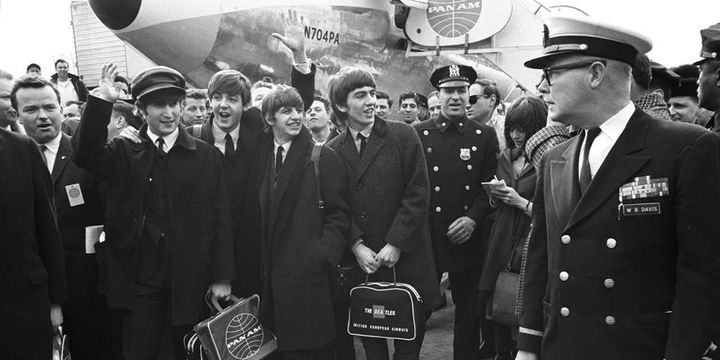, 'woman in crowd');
478,96,547,360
